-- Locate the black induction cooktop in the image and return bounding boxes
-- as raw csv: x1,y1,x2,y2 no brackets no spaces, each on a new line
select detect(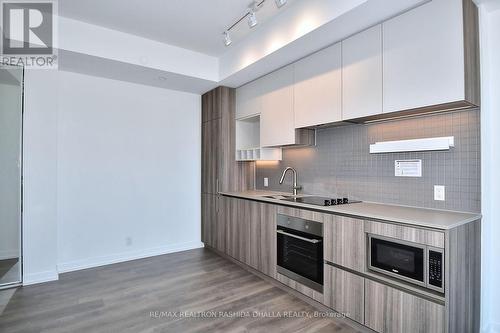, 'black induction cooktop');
282,196,361,207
